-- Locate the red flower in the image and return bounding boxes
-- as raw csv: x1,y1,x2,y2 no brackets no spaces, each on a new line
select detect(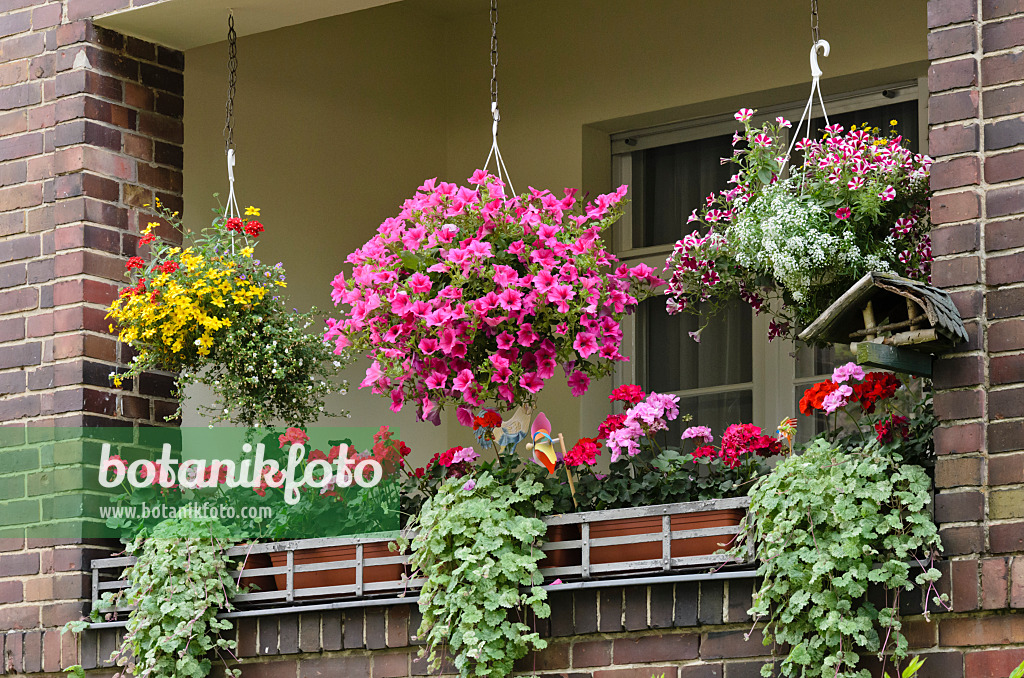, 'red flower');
225,217,243,233
139,233,156,245
875,414,910,444
125,256,145,270
799,380,841,416
609,384,645,405
852,372,901,413
472,410,502,430
597,414,626,440
243,219,264,237
157,261,179,274
414,467,425,478
565,437,600,467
